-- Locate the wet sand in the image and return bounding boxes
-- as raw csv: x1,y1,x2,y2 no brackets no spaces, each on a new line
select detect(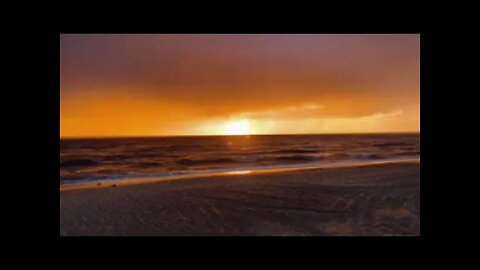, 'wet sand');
60,163,420,236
